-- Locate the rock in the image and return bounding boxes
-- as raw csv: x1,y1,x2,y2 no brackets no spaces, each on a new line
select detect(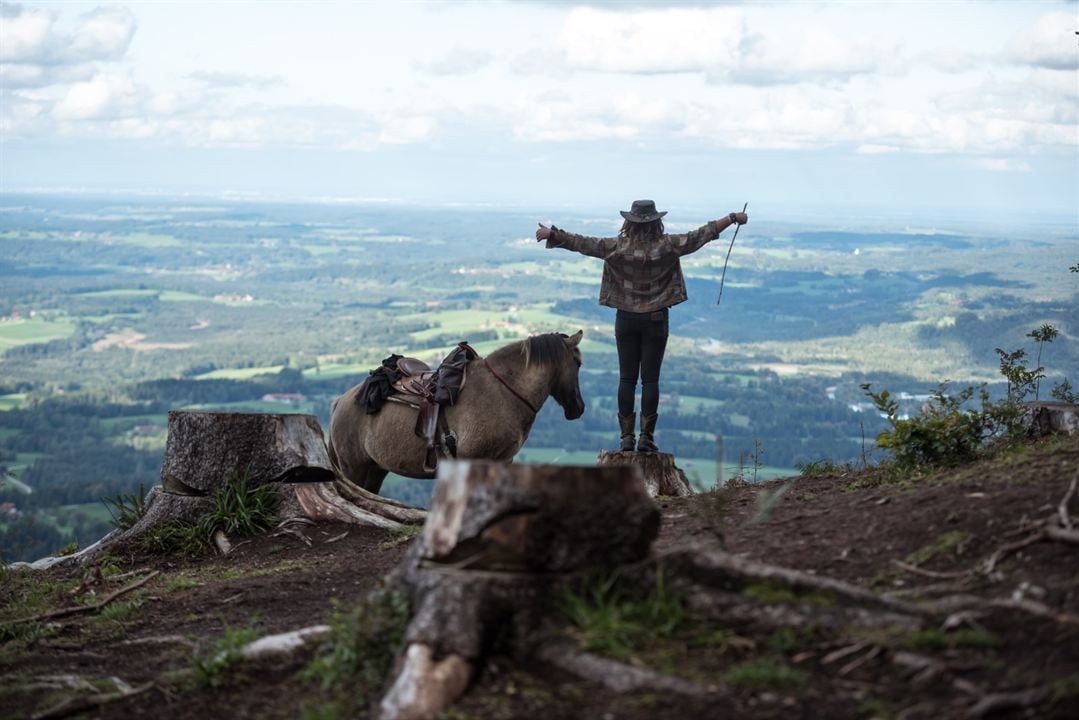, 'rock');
160,410,335,493
596,450,694,497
